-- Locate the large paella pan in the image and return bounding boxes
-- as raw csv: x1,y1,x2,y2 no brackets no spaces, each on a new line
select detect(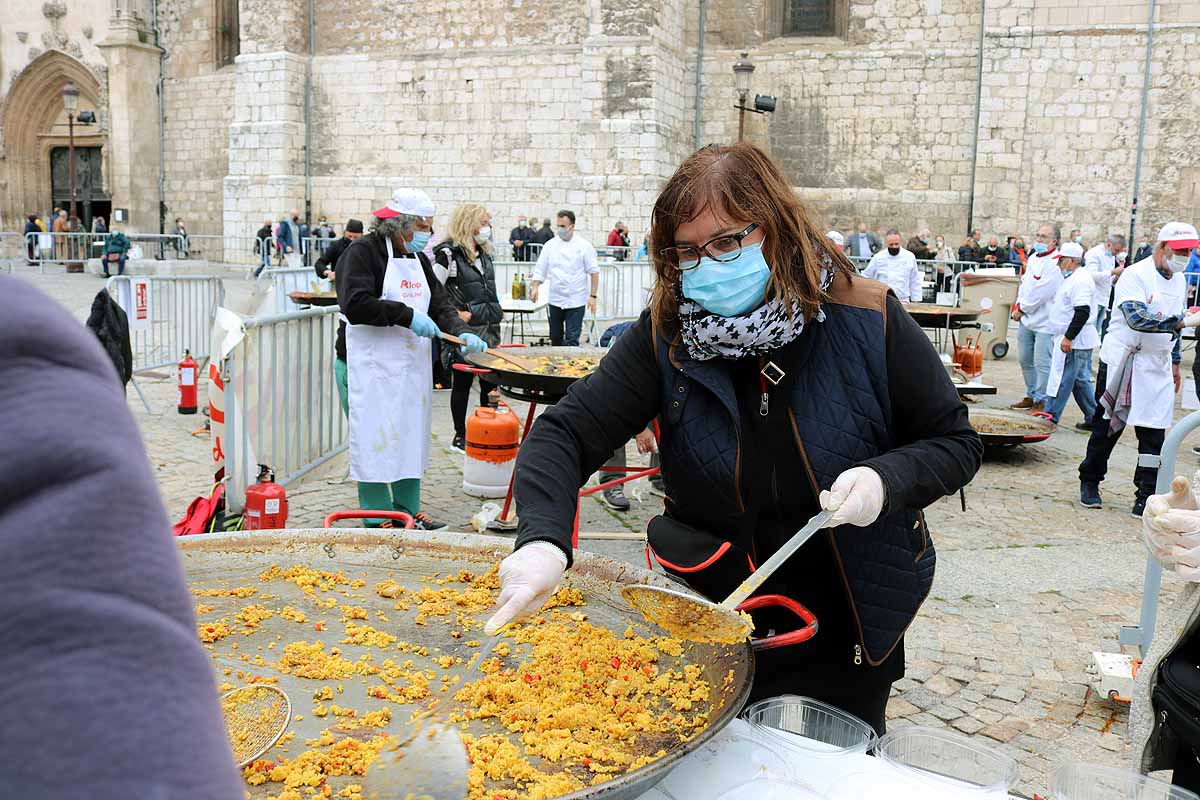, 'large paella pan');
179,530,753,800
465,347,606,397
969,408,1056,447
